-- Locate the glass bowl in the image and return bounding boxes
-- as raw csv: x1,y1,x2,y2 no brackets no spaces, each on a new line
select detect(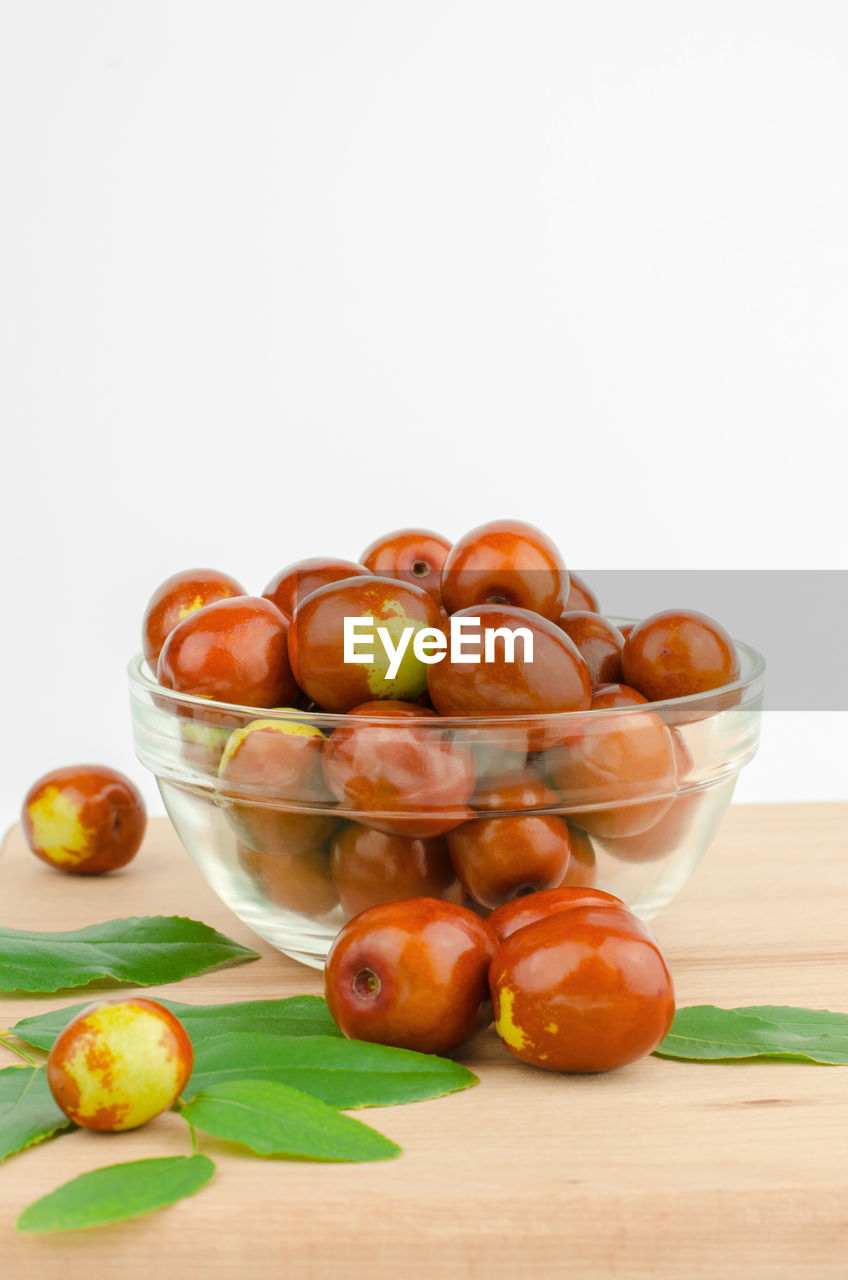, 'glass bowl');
128,636,765,969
